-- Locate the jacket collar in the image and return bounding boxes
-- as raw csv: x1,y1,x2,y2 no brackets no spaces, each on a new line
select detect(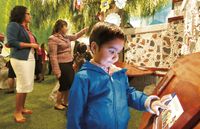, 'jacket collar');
80,61,127,76
19,23,30,42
